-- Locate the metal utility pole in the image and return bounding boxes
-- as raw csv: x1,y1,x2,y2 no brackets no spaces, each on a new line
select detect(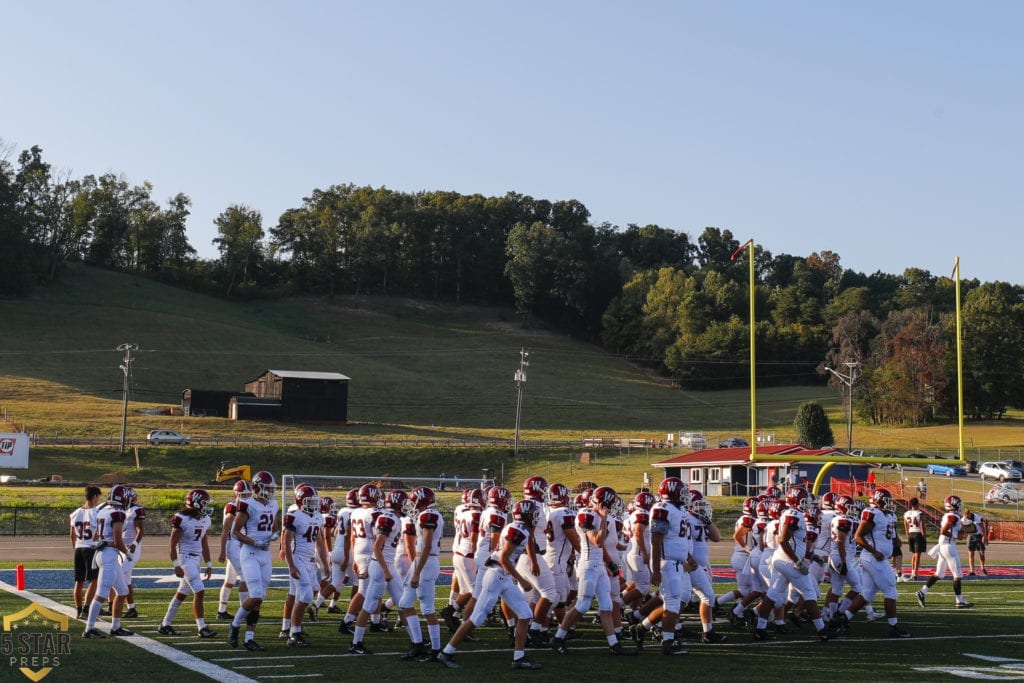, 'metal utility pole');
513,348,529,458
118,343,139,455
825,361,860,451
